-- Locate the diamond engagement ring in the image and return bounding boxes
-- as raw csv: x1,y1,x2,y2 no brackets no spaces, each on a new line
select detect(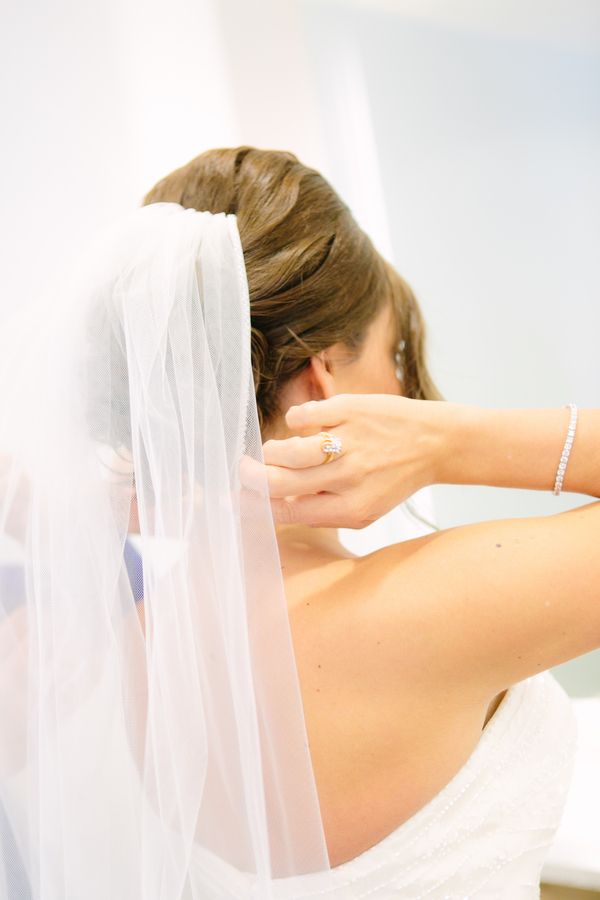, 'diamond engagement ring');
318,431,343,464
